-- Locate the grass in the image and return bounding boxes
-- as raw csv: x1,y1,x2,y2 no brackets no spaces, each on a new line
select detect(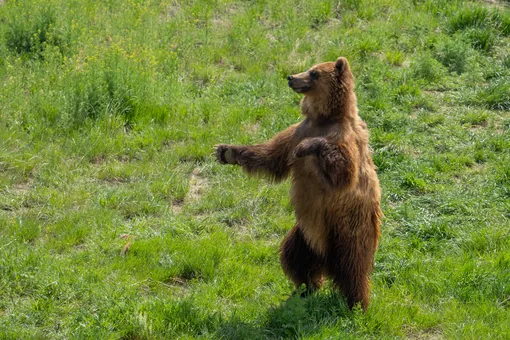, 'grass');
0,0,509,338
